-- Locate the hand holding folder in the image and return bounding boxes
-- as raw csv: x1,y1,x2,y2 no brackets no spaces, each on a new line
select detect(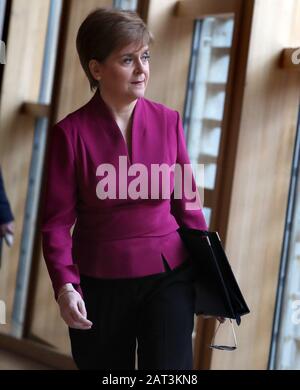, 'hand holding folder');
178,226,250,323
178,226,250,351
